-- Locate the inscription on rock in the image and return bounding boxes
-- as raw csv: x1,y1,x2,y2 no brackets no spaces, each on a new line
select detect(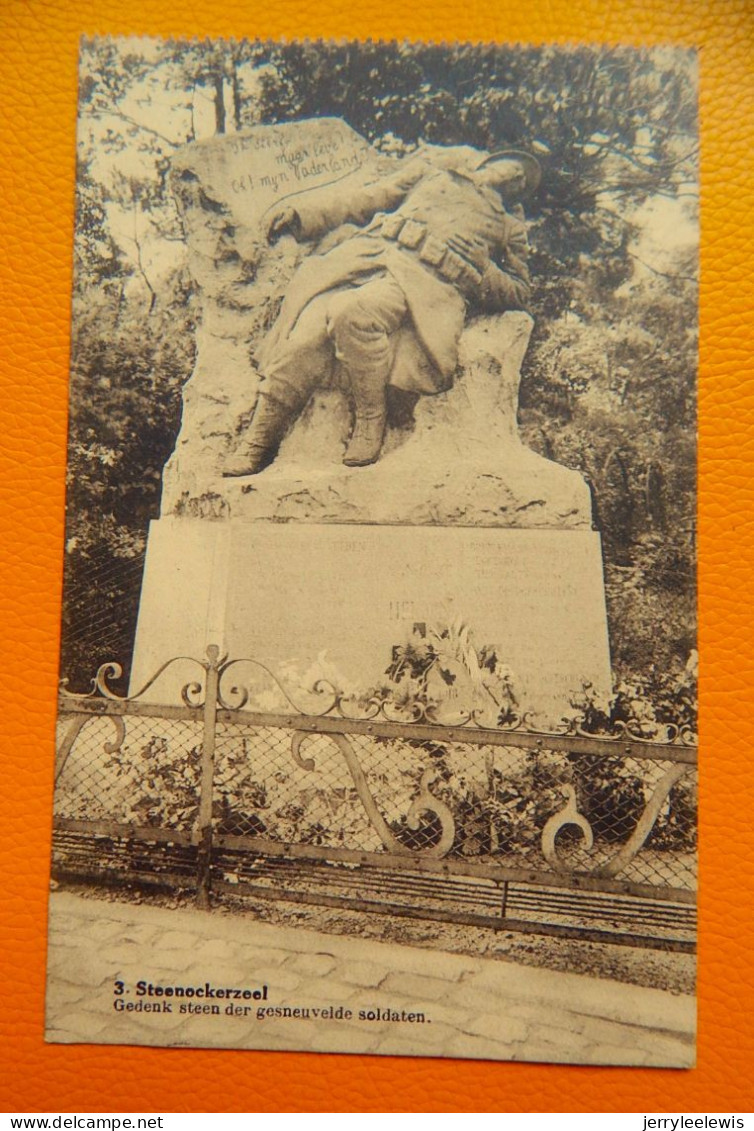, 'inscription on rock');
171,118,375,233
